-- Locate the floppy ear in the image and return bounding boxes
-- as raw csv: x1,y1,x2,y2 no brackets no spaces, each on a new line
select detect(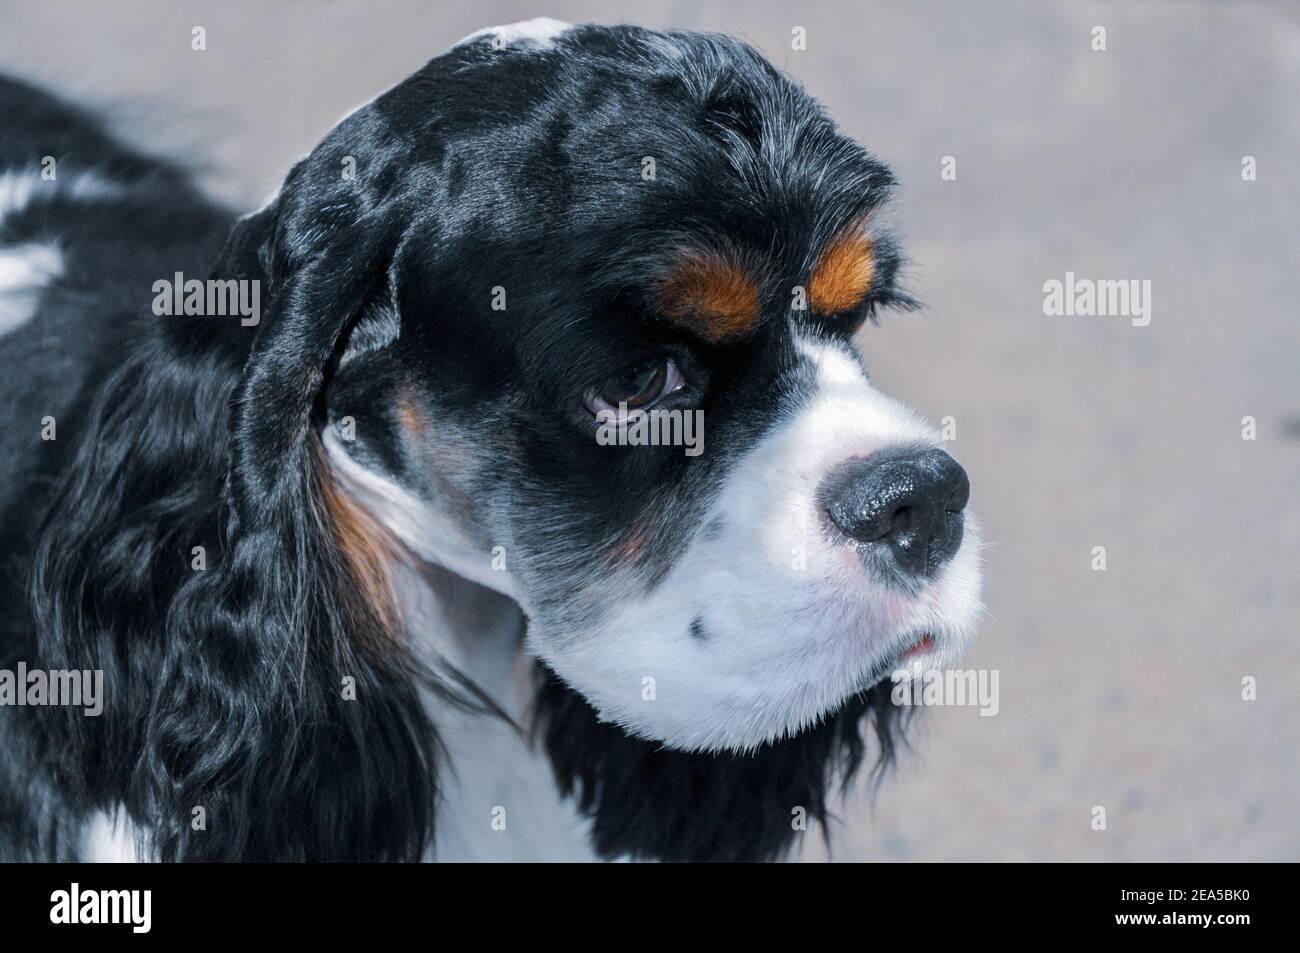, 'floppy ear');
223,179,397,522
31,161,441,861
153,174,443,860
